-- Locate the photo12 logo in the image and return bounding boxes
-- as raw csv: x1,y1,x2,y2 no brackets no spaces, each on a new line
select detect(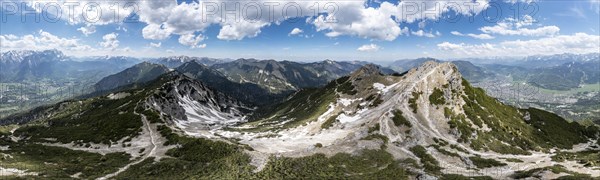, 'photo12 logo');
1,1,140,23
1,1,539,24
